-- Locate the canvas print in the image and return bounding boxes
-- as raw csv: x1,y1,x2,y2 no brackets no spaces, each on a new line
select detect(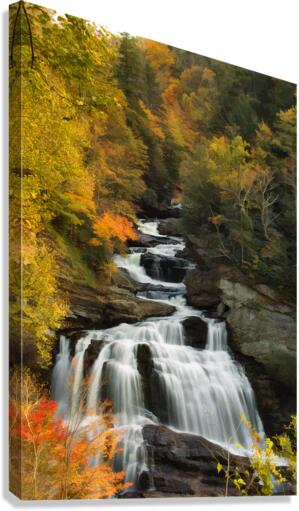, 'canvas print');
9,1,297,500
